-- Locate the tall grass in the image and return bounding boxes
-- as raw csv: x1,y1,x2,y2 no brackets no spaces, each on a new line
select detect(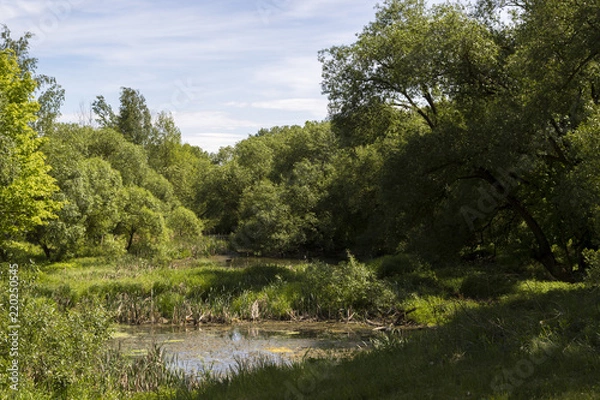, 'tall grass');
11,253,600,399
35,256,401,324
0,263,201,399
184,281,600,400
